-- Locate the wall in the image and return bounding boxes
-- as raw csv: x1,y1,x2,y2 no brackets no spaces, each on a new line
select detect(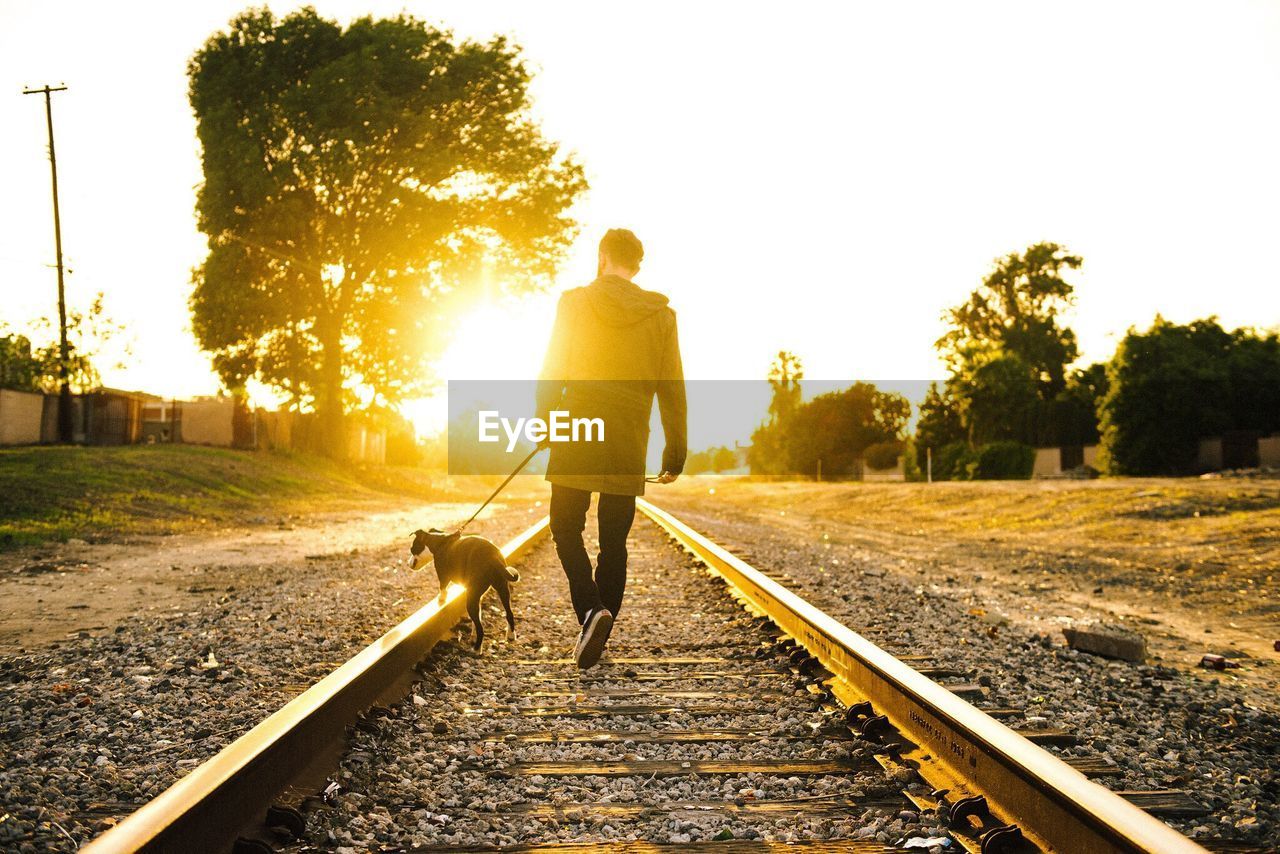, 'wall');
862,457,904,482
347,423,387,464
1260,436,1280,468
181,398,235,447
255,409,294,451
1033,444,1100,478
41,394,88,443
0,389,44,445
1197,438,1223,472
1033,447,1060,478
